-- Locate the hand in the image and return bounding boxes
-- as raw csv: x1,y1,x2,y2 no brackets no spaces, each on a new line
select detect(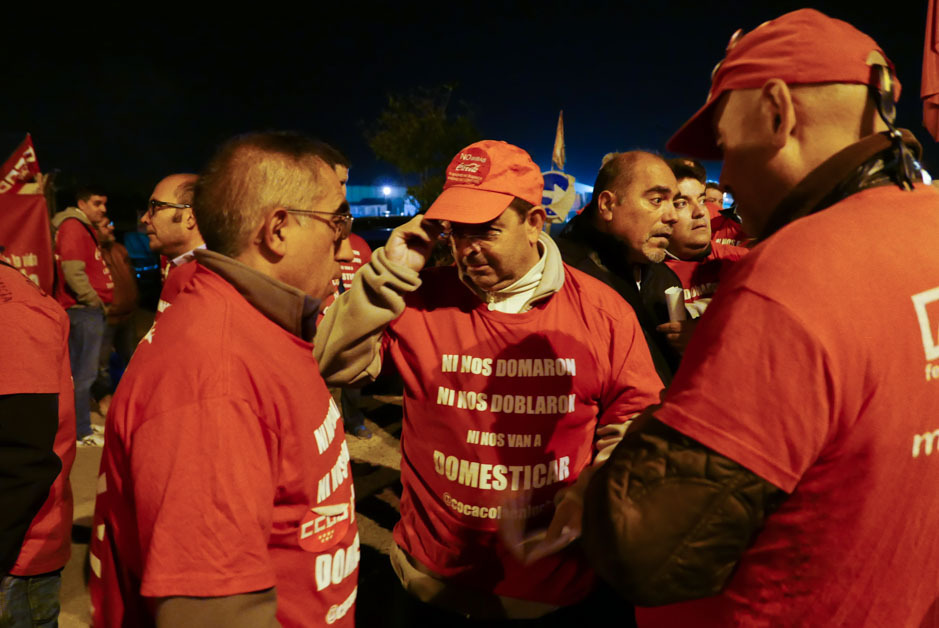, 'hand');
656,319,699,354
383,215,444,272
500,489,582,566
